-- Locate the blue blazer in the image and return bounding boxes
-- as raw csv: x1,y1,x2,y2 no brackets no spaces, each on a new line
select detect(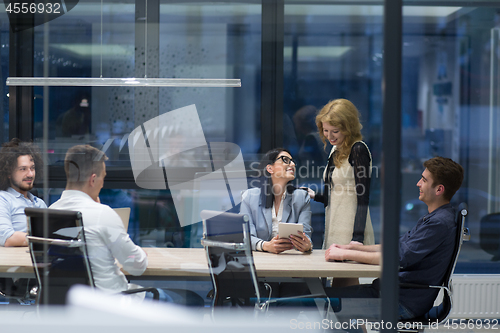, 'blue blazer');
239,187,312,250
